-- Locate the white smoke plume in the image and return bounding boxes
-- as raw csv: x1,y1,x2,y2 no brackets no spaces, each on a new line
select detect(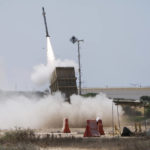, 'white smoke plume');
0,92,122,129
31,37,77,85
28,34,123,131
46,37,55,65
